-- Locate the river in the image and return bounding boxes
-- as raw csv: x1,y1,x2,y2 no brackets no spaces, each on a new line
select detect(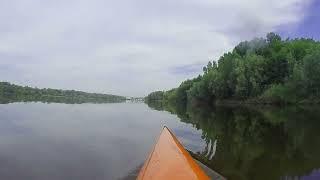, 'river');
0,102,319,180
